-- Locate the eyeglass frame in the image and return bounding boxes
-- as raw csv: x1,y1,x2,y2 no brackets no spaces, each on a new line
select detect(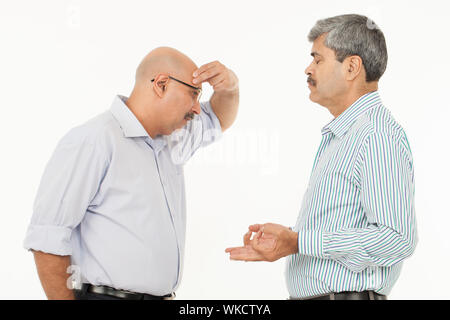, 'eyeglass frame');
151,76,202,102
